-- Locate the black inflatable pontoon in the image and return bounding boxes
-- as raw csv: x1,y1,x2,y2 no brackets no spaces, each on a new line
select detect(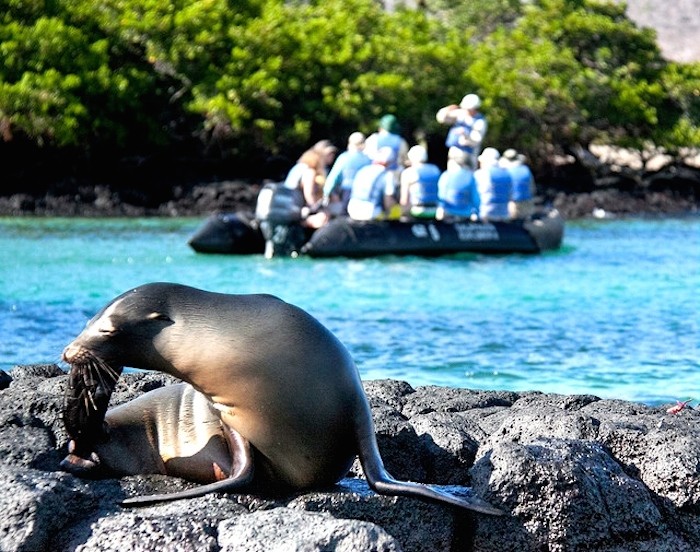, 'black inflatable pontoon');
188,209,564,258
